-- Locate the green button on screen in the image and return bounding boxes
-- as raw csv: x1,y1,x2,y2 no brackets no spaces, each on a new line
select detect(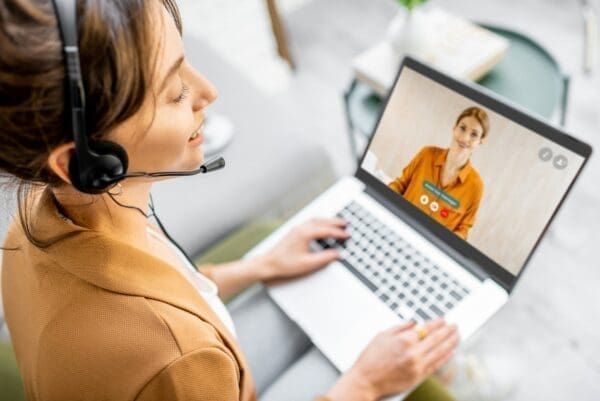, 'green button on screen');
423,180,460,209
